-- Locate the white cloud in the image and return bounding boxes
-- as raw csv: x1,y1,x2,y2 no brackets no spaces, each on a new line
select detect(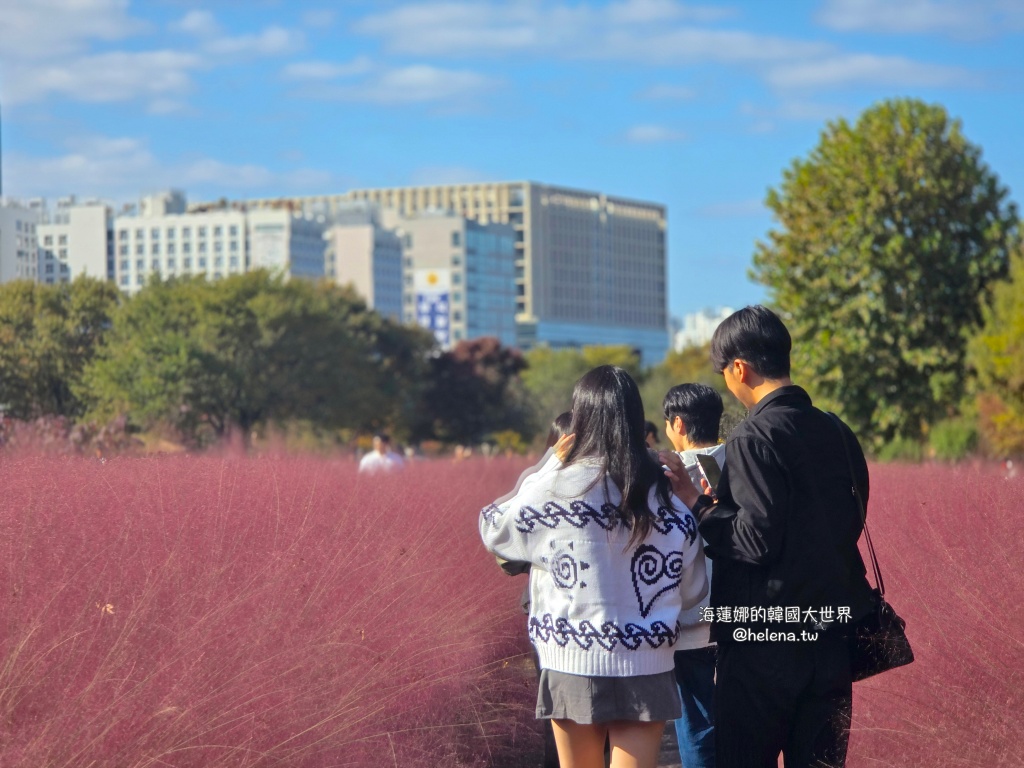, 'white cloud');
5,135,339,201
353,2,826,65
4,50,202,105
0,0,147,60
817,0,1024,38
623,124,687,143
205,26,304,57
172,10,220,37
292,65,498,105
637,84,697,100
282,57,373,81
767,54,975,90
